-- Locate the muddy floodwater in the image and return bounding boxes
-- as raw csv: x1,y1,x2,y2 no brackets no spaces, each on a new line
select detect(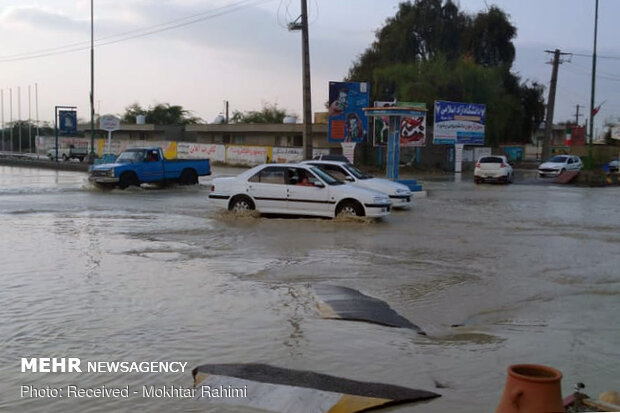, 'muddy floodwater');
1,165,619,412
